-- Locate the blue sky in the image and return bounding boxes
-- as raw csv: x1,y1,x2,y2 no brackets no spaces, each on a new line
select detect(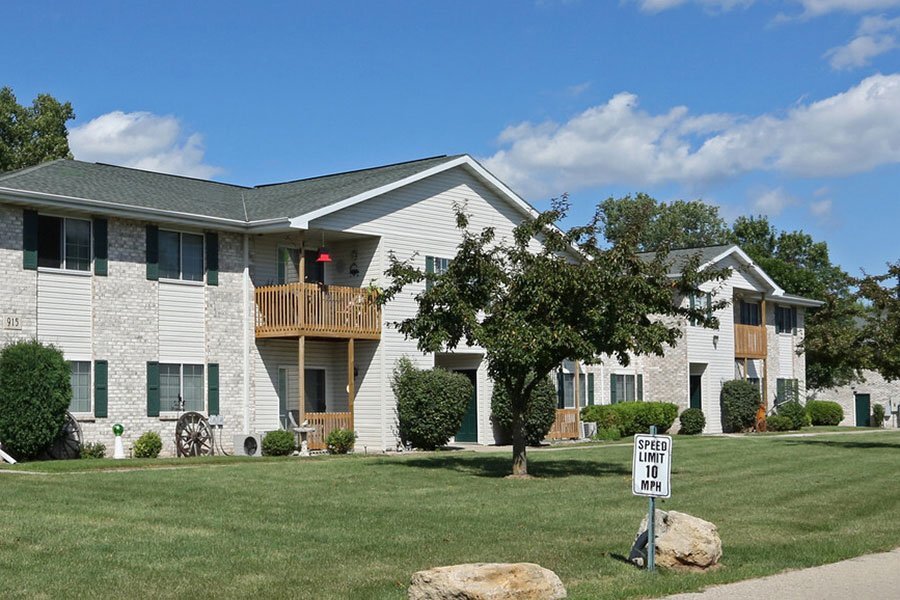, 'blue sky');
3,0,899,276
